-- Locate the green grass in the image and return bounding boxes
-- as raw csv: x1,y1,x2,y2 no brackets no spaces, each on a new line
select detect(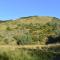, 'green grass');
0,47,60,60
